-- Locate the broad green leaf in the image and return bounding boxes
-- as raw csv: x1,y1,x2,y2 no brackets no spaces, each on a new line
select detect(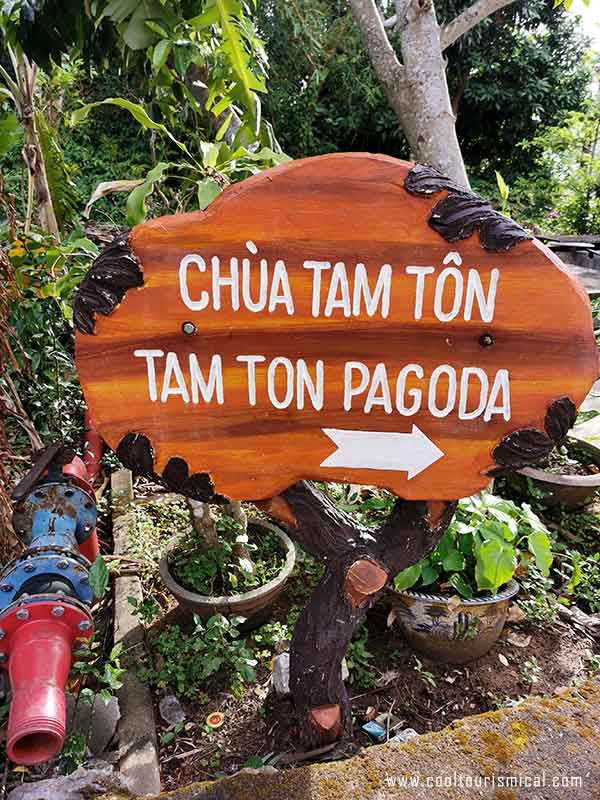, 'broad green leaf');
441,547,465,572
475,539,516,593
0,113,20,156
520,503,547,533
527,530,553,576
126,162,170,226
102,0,139,24
212,95,234,117
145,20,169,38
197,178,222,209
478,519,508,544
448,573,473,599
189,4,220,28
152,40,172,72
216,0,265,120
216,111,234,142
495,170,509,204
200,141,220,167
89,555,109,599
122,1,163,49
419,562,440,586
487,508,518,538
393,562,422,592
70,98,190,155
